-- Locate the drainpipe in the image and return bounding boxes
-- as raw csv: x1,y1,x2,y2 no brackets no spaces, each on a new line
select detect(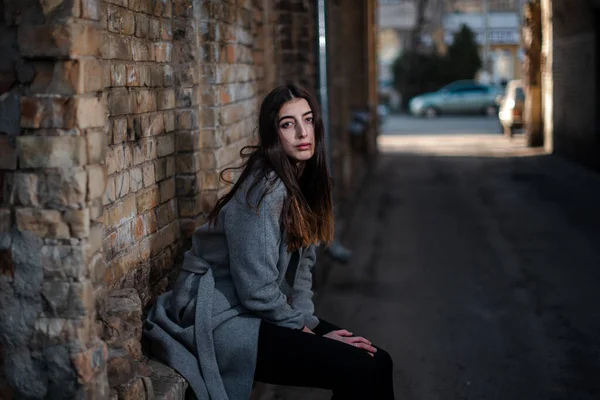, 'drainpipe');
316,0,352,263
